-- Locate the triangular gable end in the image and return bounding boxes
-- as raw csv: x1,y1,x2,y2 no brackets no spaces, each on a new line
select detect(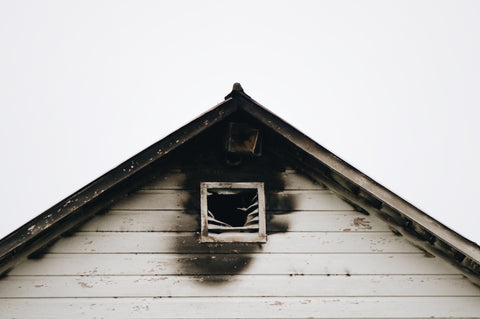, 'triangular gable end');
0,83,479,285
